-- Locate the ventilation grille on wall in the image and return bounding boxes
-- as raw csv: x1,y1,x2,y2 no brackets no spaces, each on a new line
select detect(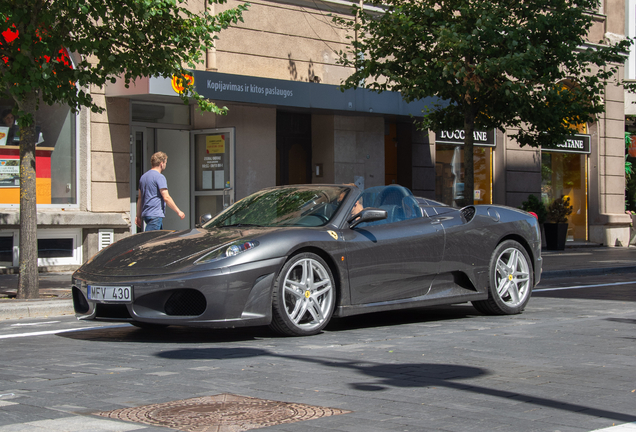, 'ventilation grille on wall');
98,229,114,251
